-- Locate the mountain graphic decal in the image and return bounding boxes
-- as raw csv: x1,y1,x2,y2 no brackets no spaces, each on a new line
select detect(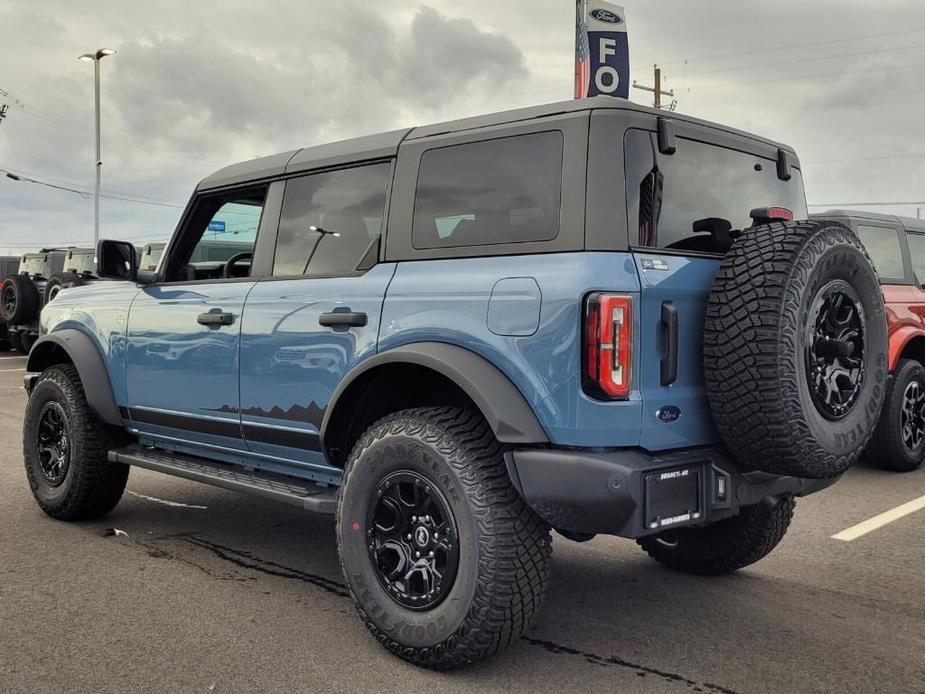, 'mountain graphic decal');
206,401,325,429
